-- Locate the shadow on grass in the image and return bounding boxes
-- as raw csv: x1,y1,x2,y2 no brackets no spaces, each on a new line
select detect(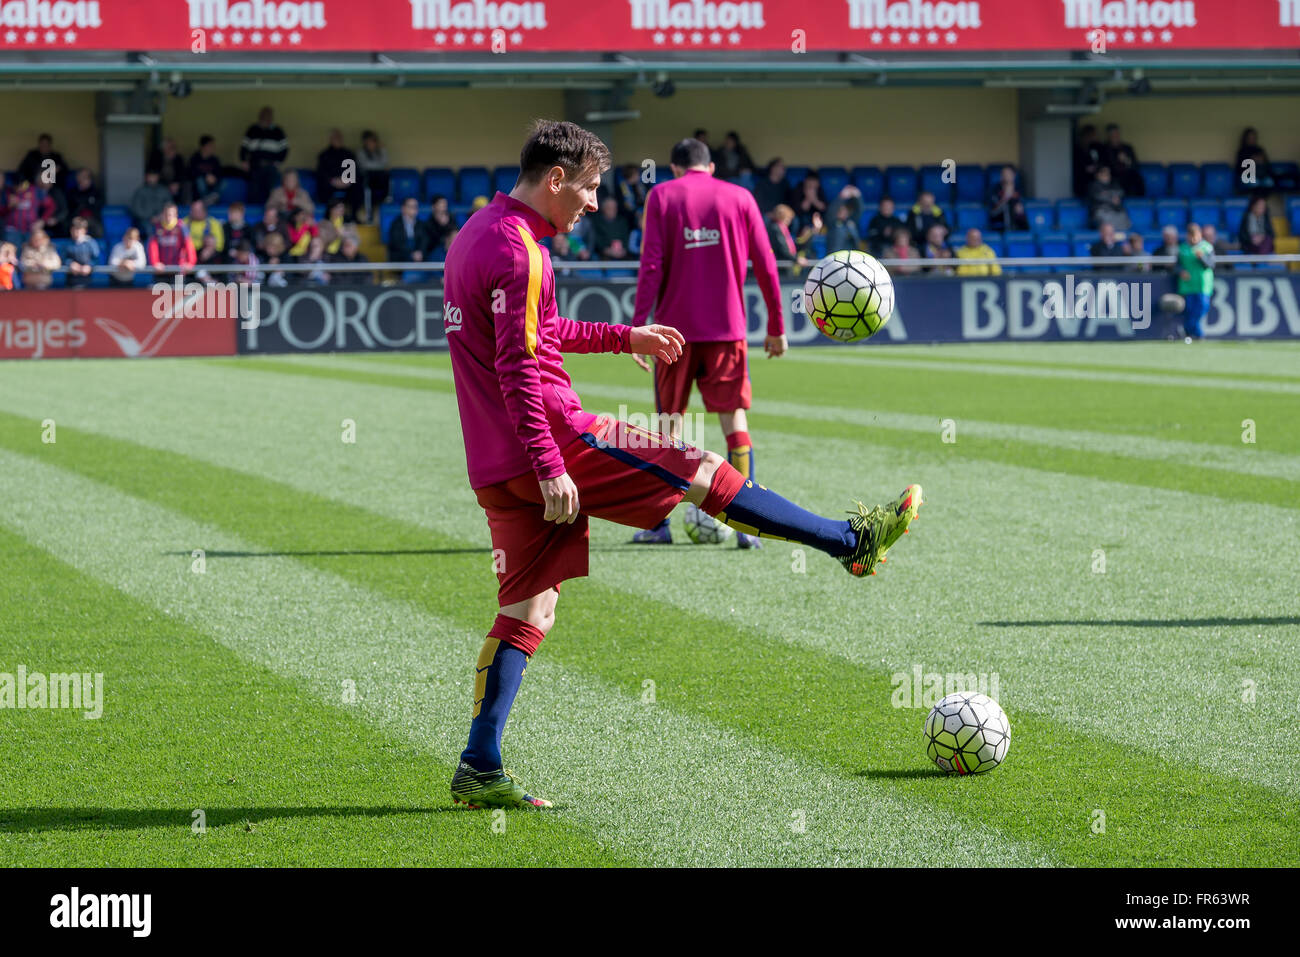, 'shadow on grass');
980,617,1300,628
0,806,465,833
